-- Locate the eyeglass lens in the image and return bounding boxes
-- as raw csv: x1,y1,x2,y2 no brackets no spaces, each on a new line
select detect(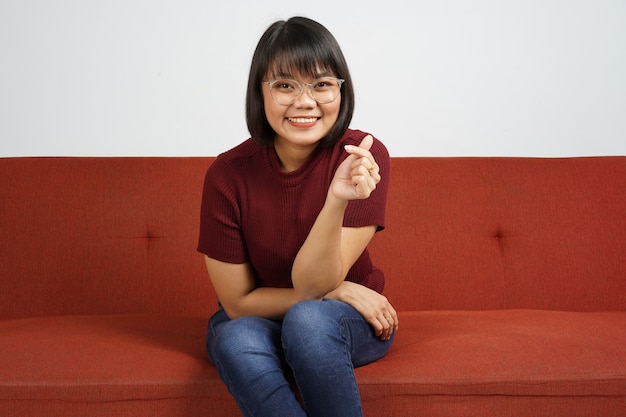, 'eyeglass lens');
269,78,343,105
